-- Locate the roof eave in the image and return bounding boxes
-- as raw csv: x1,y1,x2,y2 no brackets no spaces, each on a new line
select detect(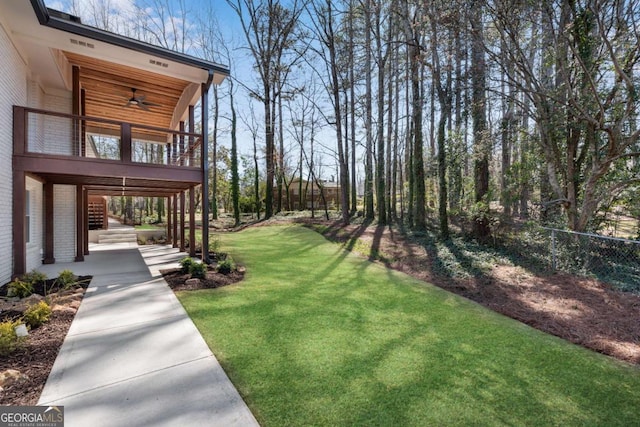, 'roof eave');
29,0,230,78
